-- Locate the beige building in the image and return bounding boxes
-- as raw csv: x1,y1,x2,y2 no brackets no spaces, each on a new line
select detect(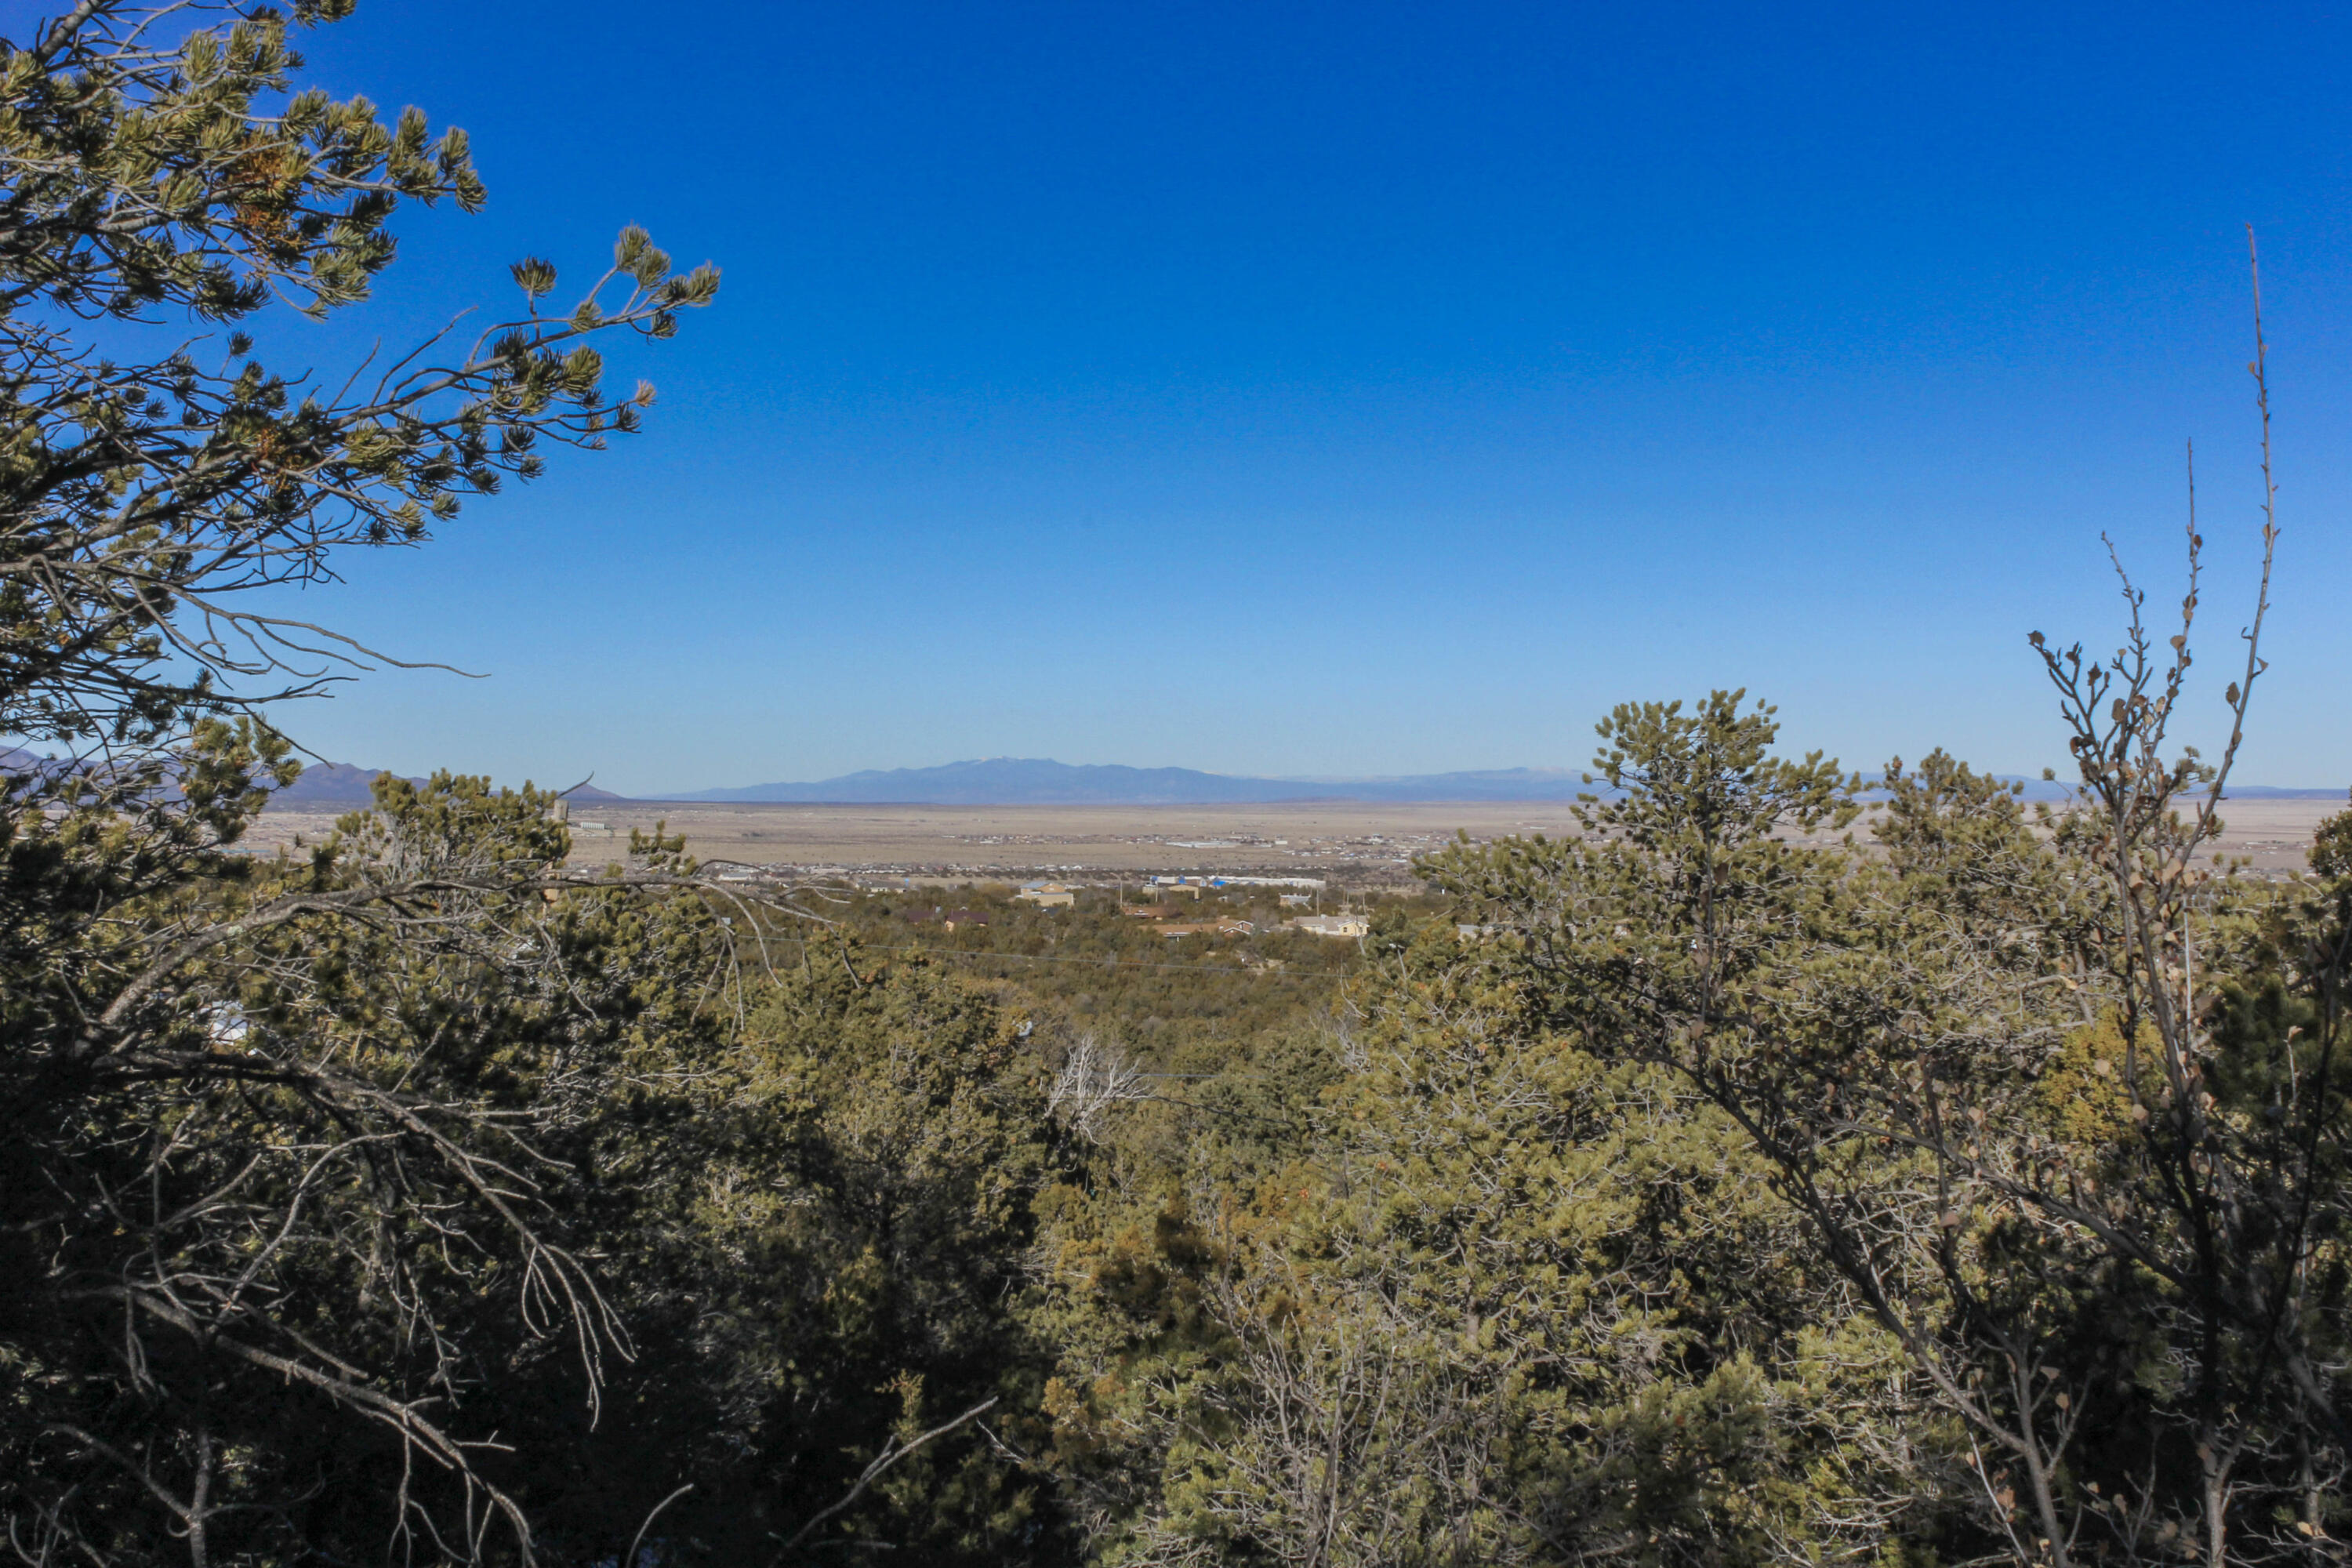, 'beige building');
1287,914,1369,938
